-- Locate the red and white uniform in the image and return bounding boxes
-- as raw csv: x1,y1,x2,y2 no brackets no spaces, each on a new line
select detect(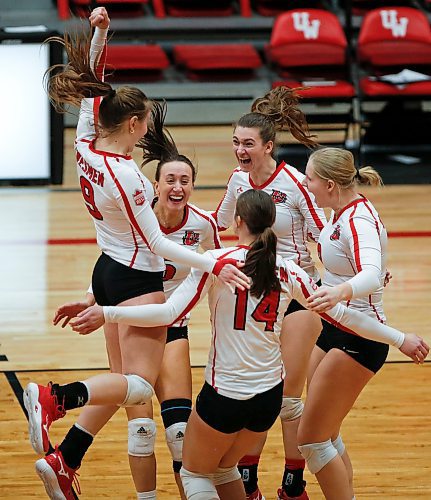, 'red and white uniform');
213,162,327,281
318,196,387,321
74,27,215,274
104,247,404,400
161,203,221,327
